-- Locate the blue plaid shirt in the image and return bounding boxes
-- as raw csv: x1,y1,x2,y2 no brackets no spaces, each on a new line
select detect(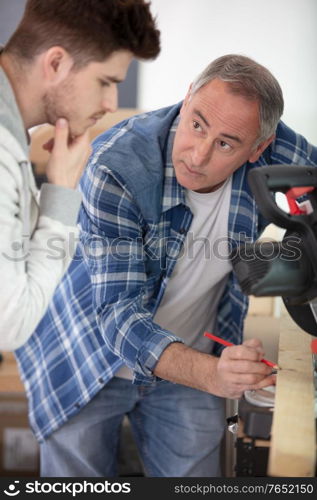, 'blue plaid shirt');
15,103,317,442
